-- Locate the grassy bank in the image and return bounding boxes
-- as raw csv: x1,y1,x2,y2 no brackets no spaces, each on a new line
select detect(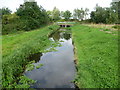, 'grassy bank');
71,24,118,88
84,24,118,35
2,24,59,88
